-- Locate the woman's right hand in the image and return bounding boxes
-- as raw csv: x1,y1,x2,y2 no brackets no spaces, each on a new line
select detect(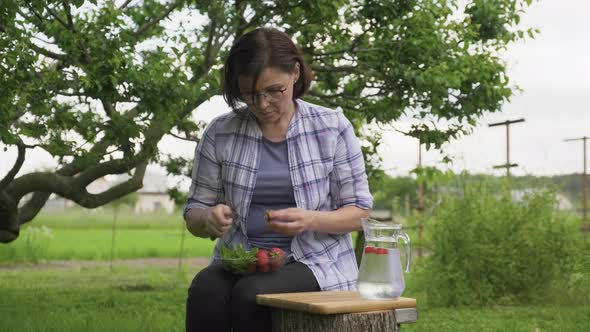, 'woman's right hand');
204,204,233,237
